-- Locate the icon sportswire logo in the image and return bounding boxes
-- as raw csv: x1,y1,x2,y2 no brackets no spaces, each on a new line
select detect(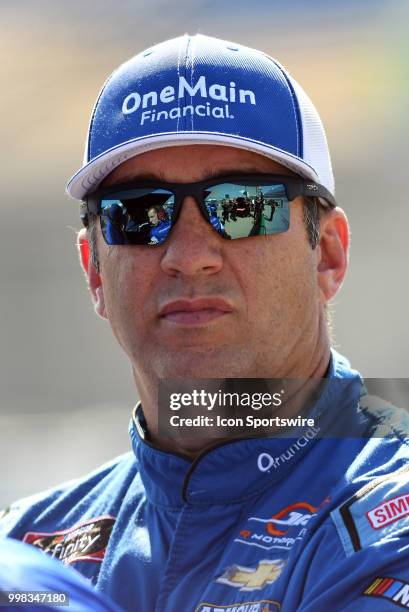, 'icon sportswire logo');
121,75,256,125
